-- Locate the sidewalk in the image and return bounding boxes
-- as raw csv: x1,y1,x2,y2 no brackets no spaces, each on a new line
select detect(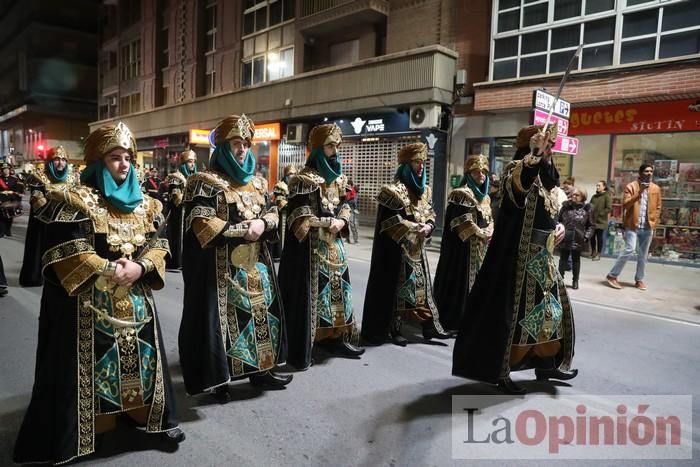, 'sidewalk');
347,224,700,324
